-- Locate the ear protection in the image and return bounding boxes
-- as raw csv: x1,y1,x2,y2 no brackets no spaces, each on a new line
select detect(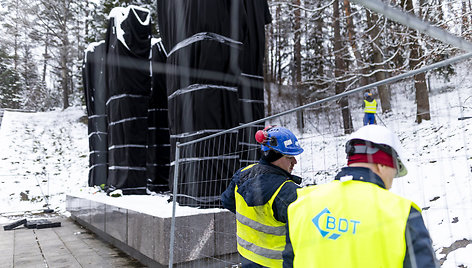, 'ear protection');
255,125,278,147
